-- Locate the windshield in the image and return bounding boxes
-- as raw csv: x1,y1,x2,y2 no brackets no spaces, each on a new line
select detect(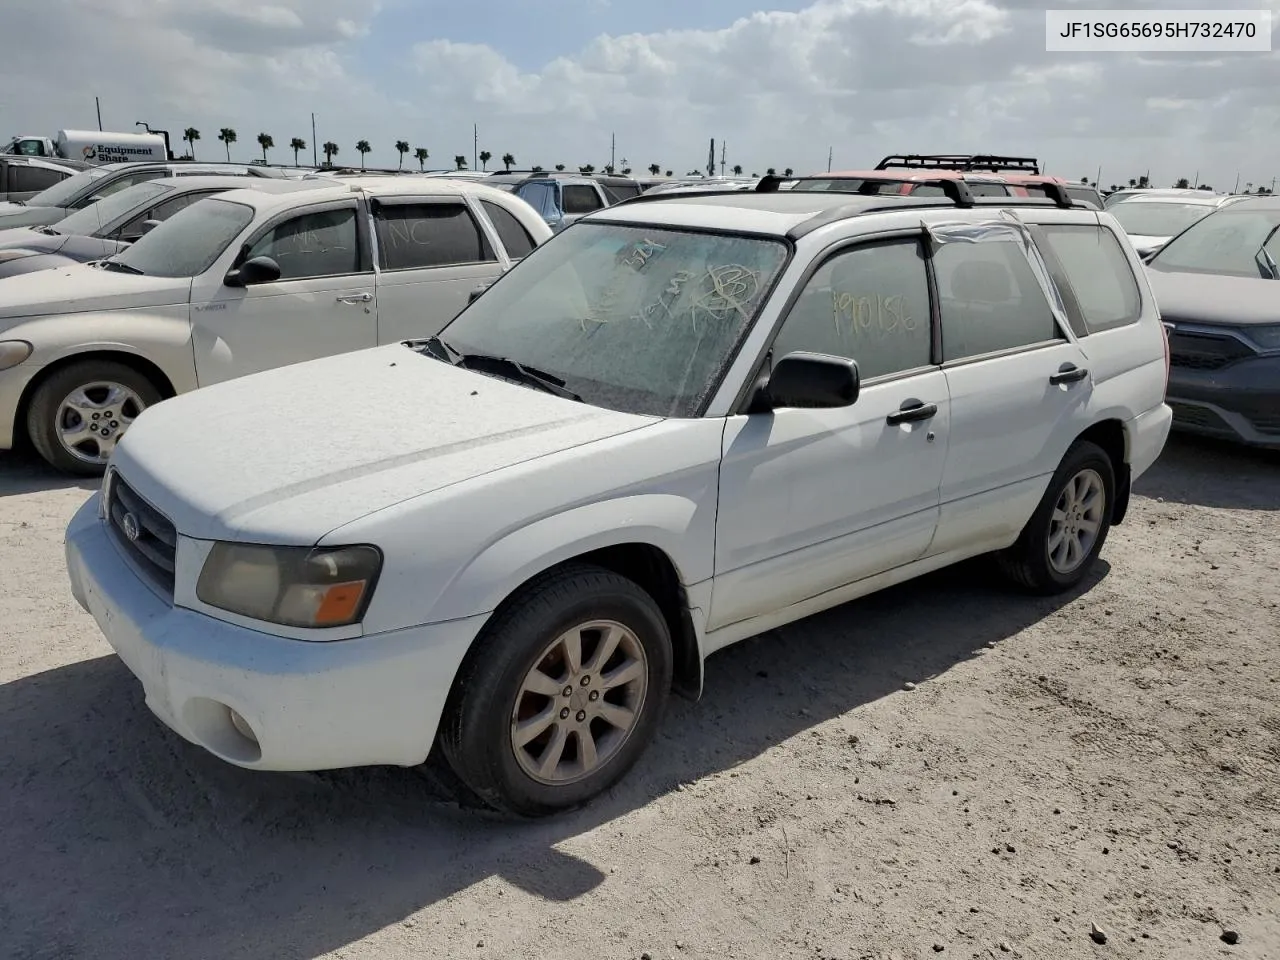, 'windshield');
55,181,171,237
1110,200,1214,238
111,197,254,278
23,167,111,208
1148,206,1280,278
438,222,790,416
